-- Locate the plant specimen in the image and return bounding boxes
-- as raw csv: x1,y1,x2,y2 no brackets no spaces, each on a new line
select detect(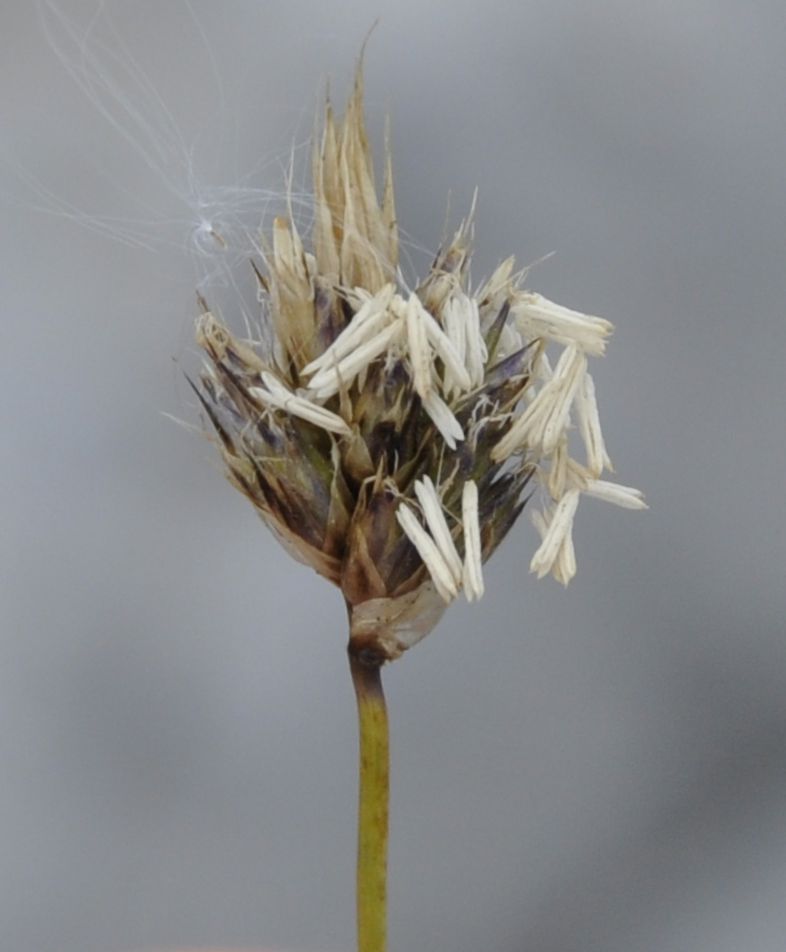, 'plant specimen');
192,66,645,952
